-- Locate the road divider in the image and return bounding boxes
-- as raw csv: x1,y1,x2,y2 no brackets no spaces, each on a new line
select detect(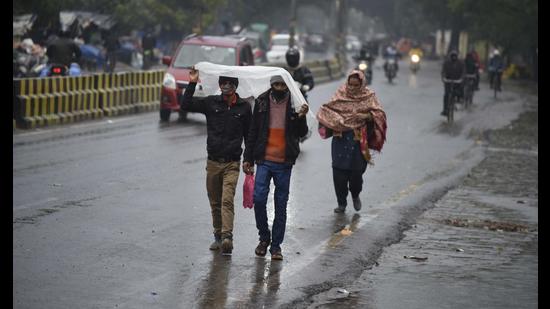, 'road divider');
13,59,345,129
